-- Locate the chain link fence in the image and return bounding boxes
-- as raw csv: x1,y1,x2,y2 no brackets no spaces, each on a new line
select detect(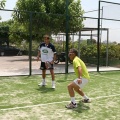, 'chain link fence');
0,1,120,76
